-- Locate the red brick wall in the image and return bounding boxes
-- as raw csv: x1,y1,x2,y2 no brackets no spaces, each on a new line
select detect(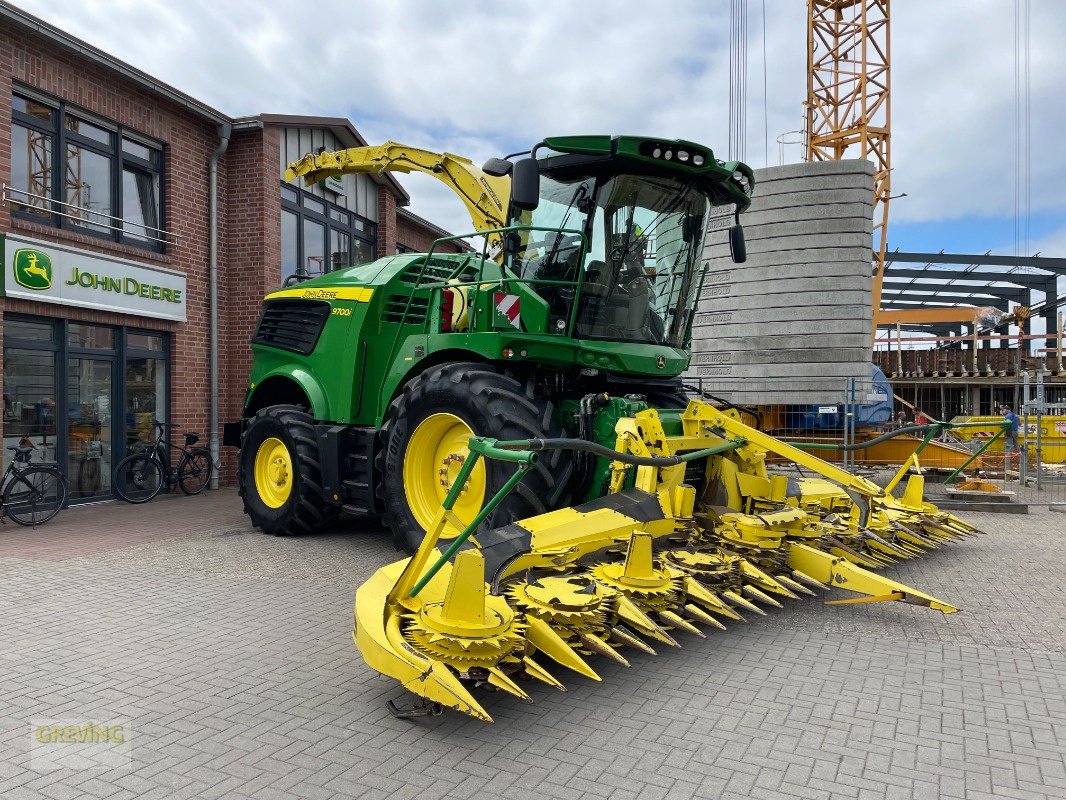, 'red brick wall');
0,23,227,479
396,215,470,255
376,189,397,258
